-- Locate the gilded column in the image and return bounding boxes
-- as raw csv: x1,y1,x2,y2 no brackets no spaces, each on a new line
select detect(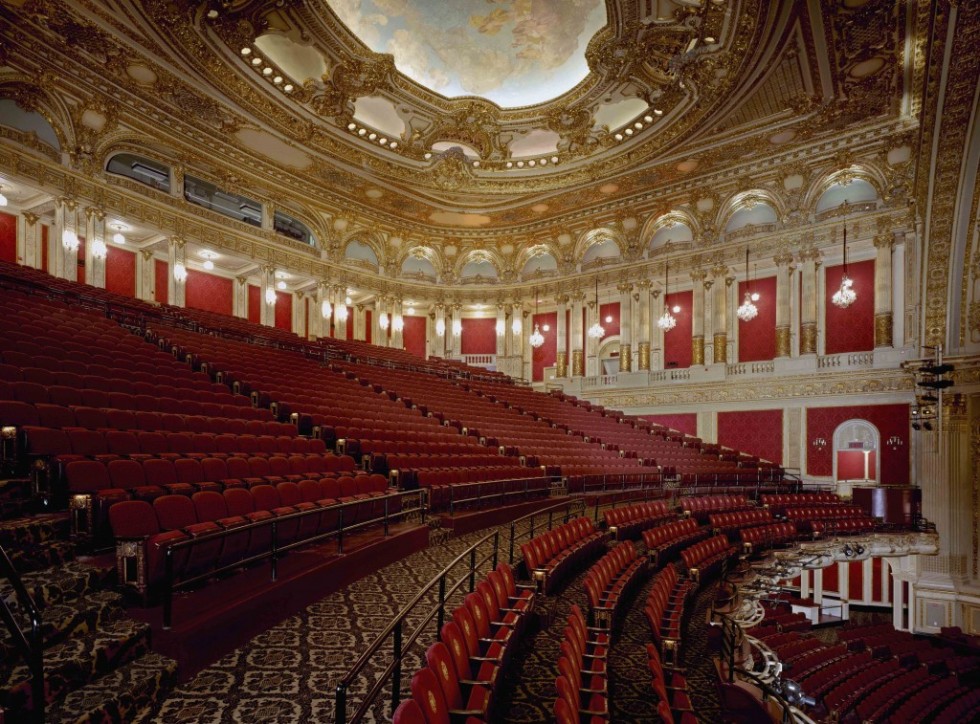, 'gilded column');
260,264,276,325
774,251,795,358
711,264,729,365
22,212,41,269
799,247,820,355
293,291,306,337
354,304,366,342
333,286,348,339
136,249,155,302
691,271,706,366
451,303,462,357
392,299,404,349
617,282,633,372
85,206,107,289
234,276,250,319
54,197,79,281
570,291,585,376
636,280,651,371
555,294,569,377
169,236,187,308
586,298,599,376
511,302,524,373
874,232,894,347
652,288,664,371
892,237,906,348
